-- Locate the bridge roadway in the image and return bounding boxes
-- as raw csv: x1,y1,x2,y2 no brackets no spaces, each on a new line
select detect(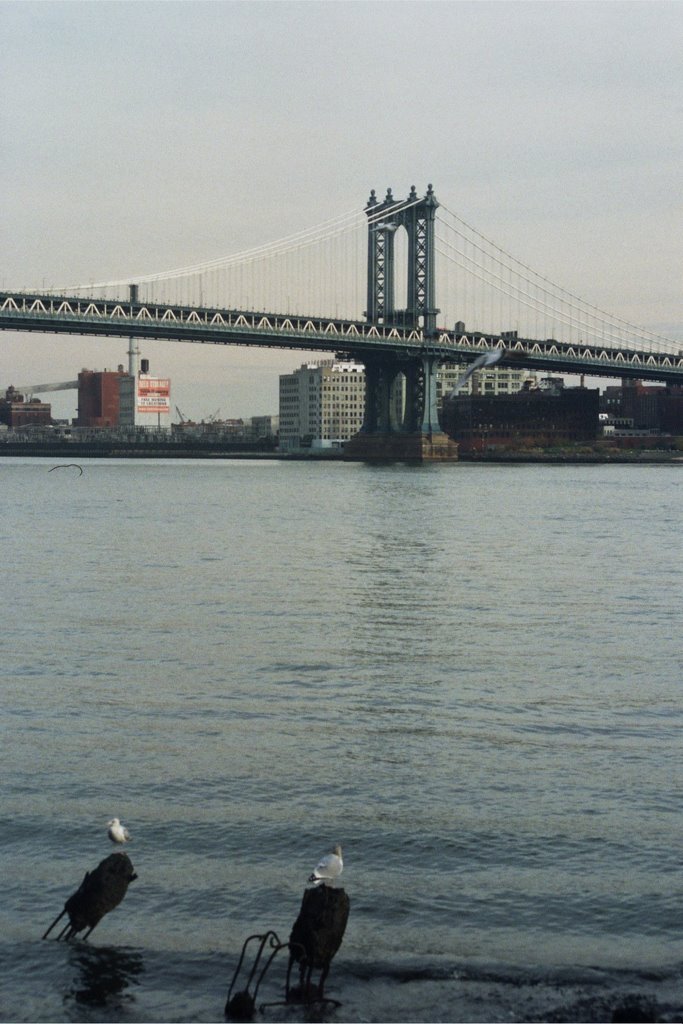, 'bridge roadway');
2,291,682,384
